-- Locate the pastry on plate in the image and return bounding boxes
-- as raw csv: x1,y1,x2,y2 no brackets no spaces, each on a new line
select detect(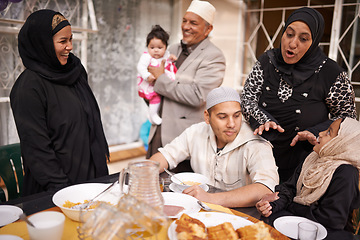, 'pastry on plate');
207,221,238,240
236,221,274,240
175,213,207,240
